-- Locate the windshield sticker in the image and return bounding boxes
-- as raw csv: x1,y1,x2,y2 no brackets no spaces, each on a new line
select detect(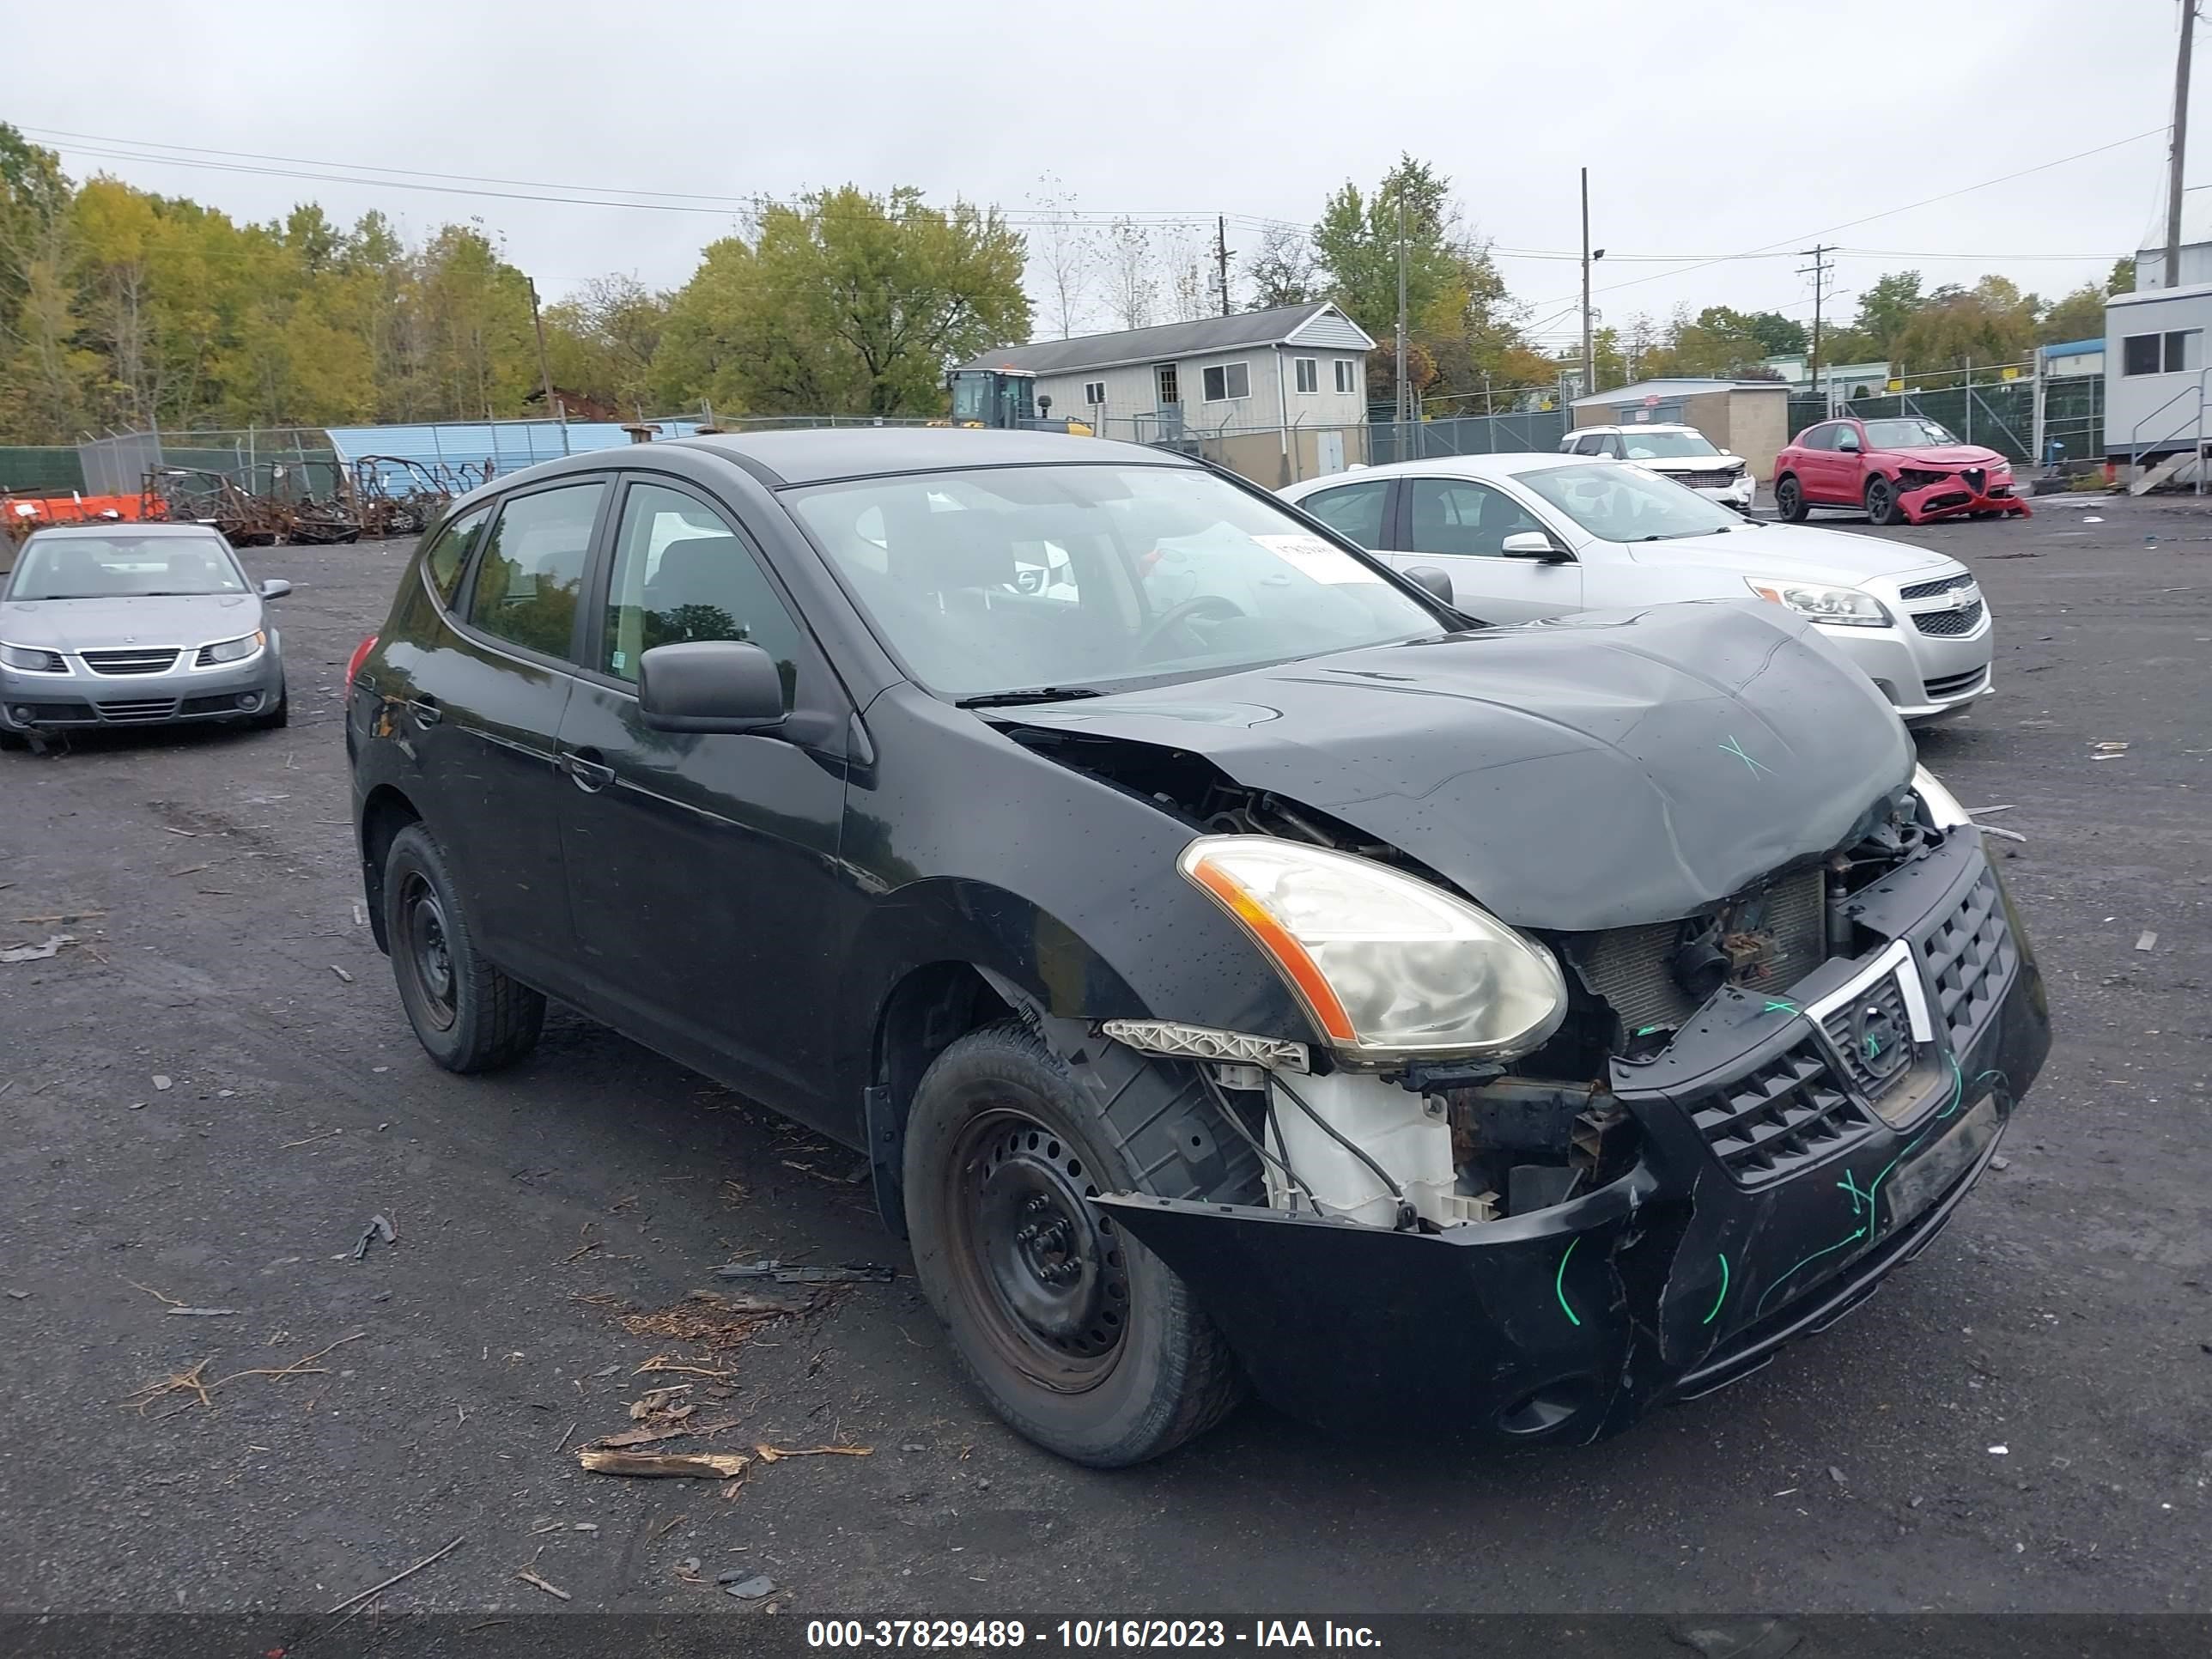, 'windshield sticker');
1254,534,1387,584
